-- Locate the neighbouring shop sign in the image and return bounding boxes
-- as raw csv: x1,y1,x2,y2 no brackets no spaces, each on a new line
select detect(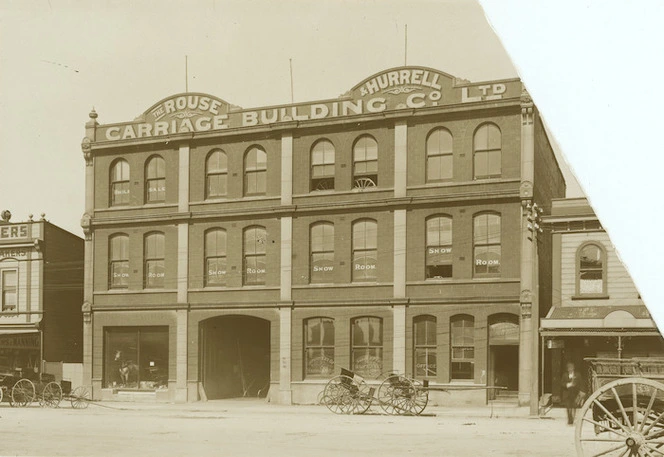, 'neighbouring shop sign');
0,333,40,350
0,248,28,259
96,67,522,143
0,224,28,240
